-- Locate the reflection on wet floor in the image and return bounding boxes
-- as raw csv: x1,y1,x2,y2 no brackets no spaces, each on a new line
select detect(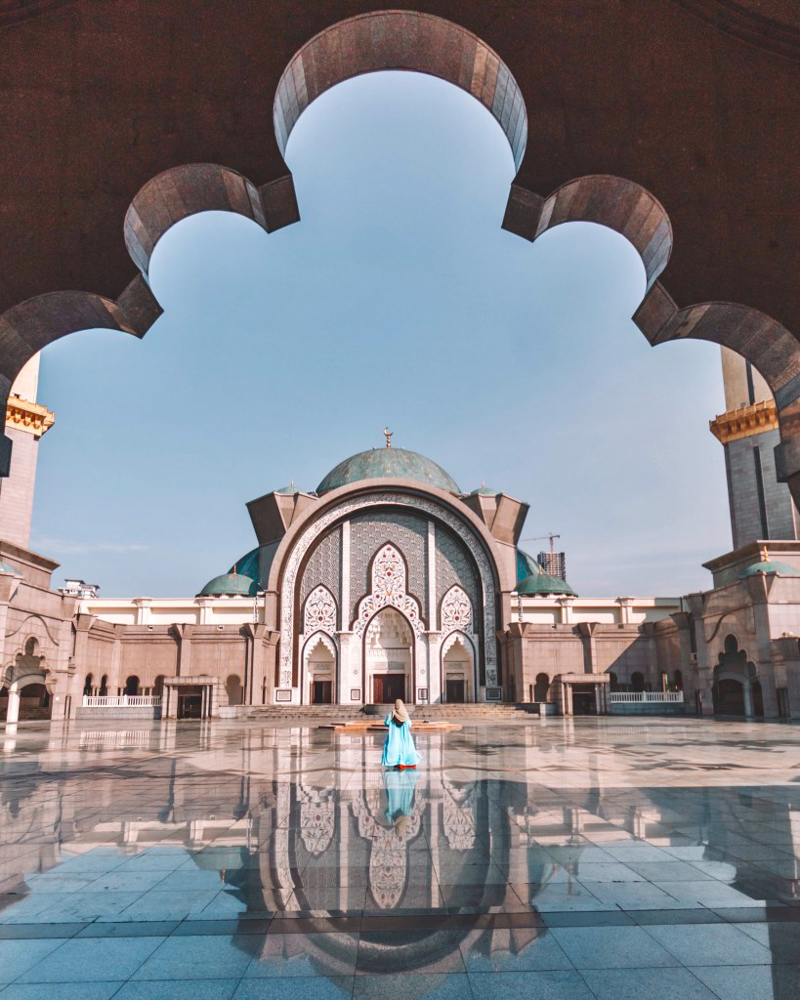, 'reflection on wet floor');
2,718,800,997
